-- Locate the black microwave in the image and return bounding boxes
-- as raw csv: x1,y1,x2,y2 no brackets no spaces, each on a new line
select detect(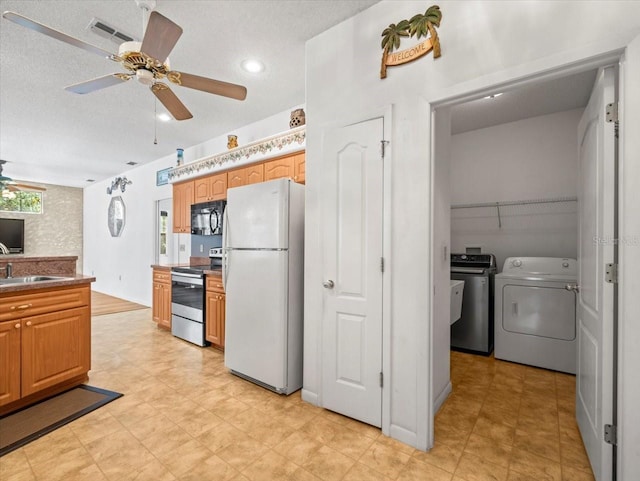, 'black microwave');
191,200,225,236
